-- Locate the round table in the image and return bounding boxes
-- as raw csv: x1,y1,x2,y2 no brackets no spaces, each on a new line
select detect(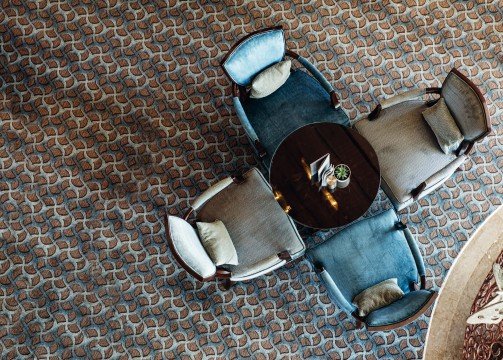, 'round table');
269,123,380,229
